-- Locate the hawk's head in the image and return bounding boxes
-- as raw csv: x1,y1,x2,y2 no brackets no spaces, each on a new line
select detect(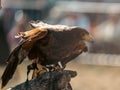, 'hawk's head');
81,30,93,42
